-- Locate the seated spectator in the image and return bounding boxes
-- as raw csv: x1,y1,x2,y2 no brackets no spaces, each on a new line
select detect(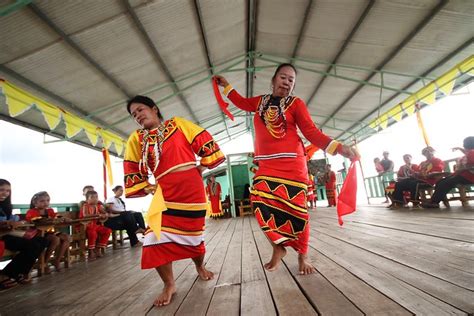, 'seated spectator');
1,179,48,290
83,185,142,248
80,190,111,260
26,191,70,273
106,185,146,232
397,154,419,179
422,136,474,208
391,147,444,209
